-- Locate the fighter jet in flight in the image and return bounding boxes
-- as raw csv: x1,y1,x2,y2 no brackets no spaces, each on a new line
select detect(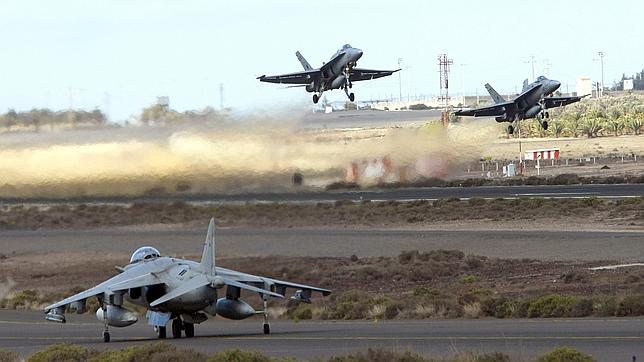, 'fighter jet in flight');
258,44,399,104
455,76,587,134
44,219,330,342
